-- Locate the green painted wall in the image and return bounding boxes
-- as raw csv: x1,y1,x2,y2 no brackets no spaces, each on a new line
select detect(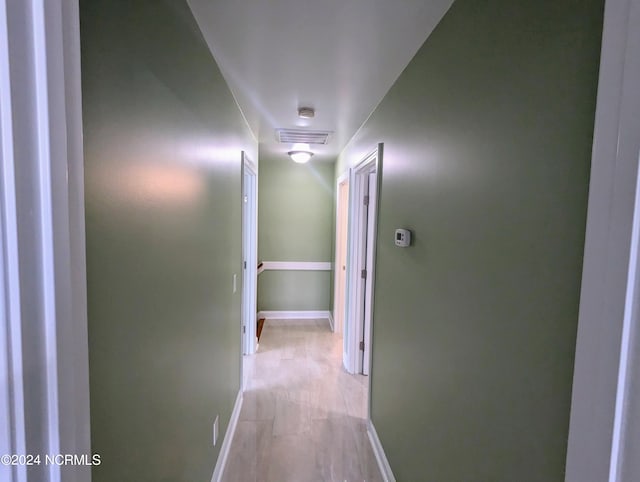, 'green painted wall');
337,0,603,480
257,271,332,312
80,1,256,480
257,156,334,311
